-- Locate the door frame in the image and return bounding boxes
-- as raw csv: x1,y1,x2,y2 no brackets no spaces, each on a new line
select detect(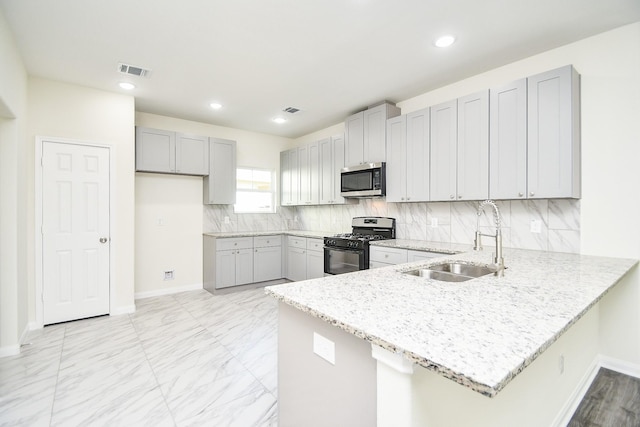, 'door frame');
35,136,116,328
